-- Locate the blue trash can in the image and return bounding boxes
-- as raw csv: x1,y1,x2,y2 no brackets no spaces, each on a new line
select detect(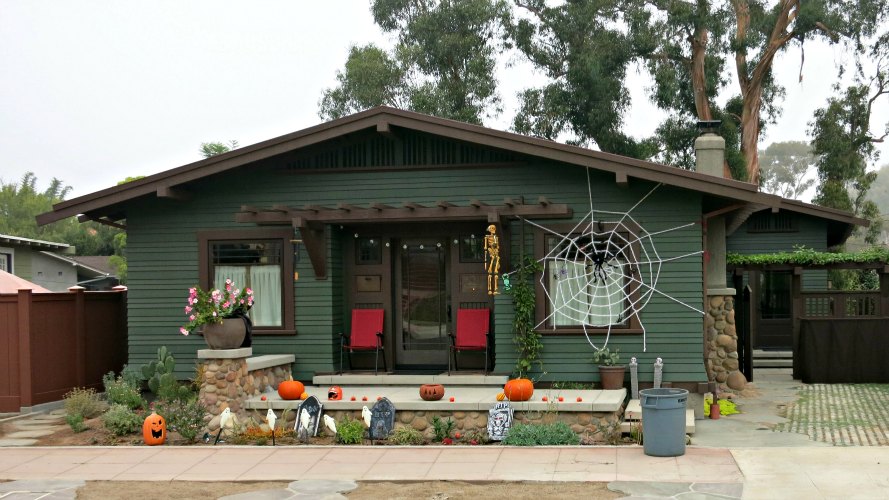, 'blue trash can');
640,388,688,457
